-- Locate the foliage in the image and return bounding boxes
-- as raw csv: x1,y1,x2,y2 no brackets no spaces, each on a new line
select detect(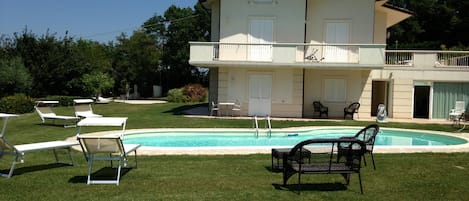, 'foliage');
81,72,115,98
388,0,469,50
167,84,207,103
12,31,81,97
42,95,81,106
113,30,161,97
0,94,35,114
183,83,207,102
0,57,32,97
167,88,185,103
142,2,211,92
